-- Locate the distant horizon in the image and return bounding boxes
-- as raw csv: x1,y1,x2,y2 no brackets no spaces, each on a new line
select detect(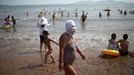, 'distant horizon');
0,0,134,5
